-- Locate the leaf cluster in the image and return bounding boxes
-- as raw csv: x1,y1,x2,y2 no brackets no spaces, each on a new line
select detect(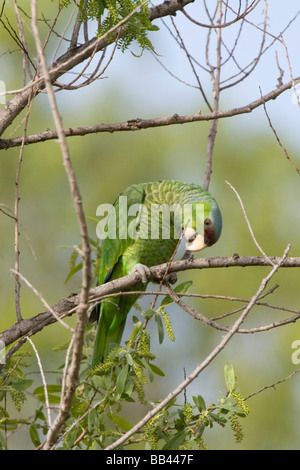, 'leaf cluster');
142,362,249,450
0,353,35,449
77,0,159,54
0,273,249,449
